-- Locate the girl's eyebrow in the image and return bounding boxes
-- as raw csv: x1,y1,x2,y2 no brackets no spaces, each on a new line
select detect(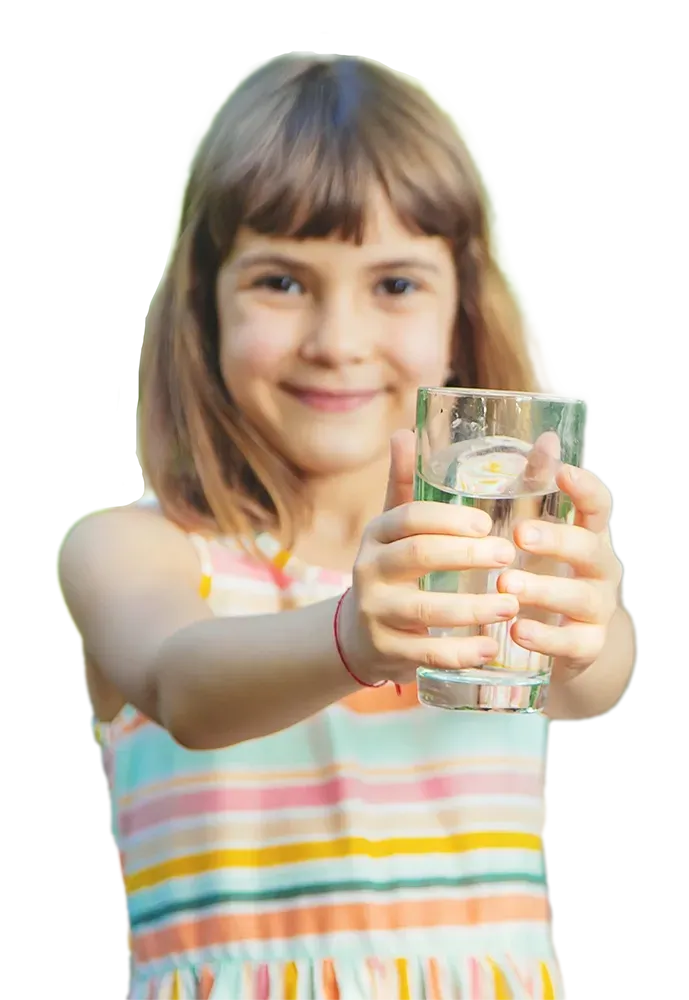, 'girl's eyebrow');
367,257,441,274
232,252,310,272
232,252,441,274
